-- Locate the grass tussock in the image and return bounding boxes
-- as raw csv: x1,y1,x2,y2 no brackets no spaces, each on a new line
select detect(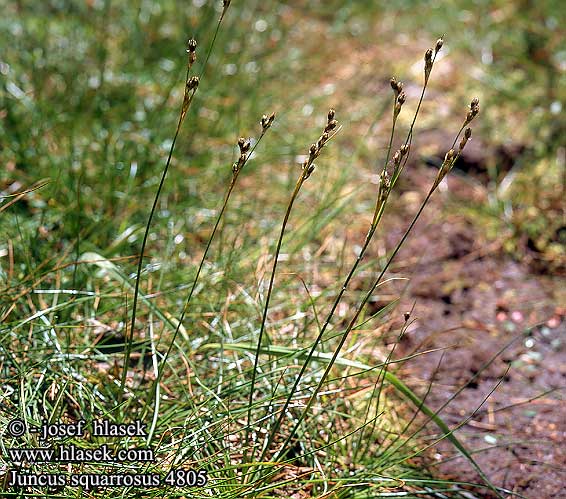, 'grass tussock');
0,3,521,499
